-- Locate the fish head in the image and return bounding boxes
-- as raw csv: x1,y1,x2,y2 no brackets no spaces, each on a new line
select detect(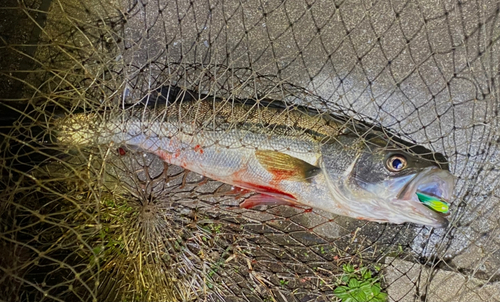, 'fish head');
321,142,455,227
